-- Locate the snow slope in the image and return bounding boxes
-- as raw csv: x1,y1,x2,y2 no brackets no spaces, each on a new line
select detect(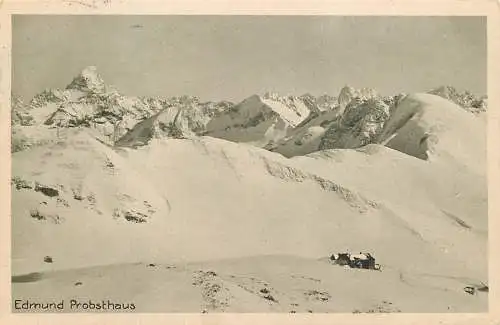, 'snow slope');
11,130,171,274
11,128,487,312
378,93,486,175
292,144,487,280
